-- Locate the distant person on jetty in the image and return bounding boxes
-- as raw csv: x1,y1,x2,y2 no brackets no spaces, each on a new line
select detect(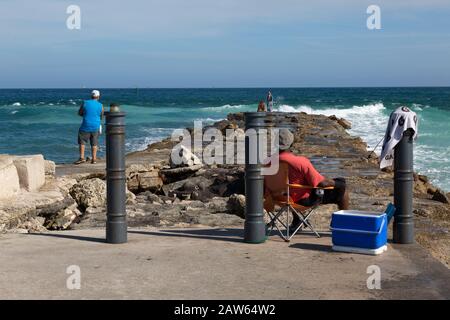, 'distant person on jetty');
257,100,267,112
267,91,273,112
268,128,350,230
74,90,104,165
